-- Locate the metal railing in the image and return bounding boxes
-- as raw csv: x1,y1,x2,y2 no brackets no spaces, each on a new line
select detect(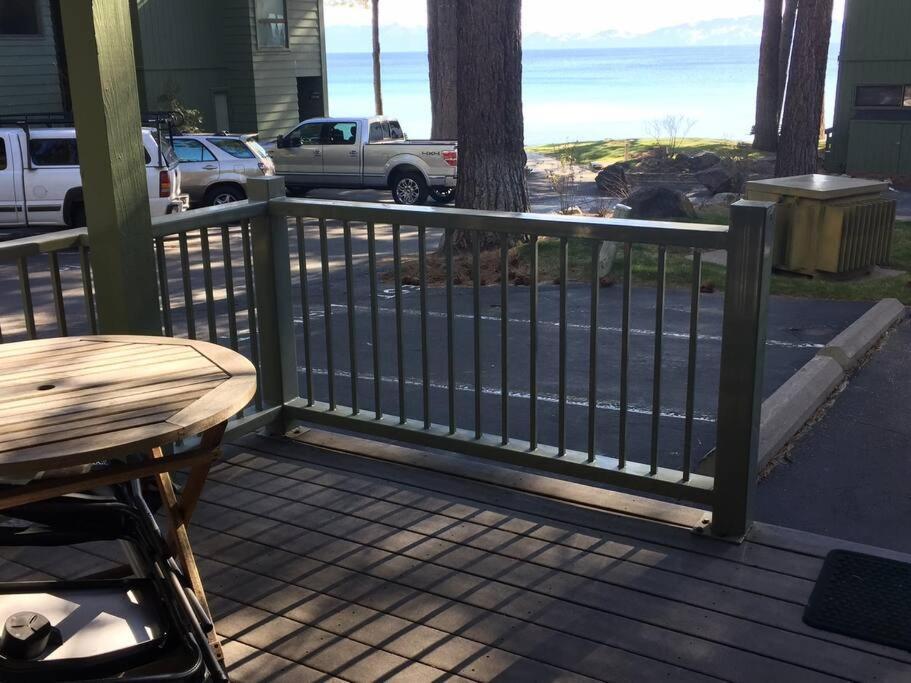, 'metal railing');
0,178,774,537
